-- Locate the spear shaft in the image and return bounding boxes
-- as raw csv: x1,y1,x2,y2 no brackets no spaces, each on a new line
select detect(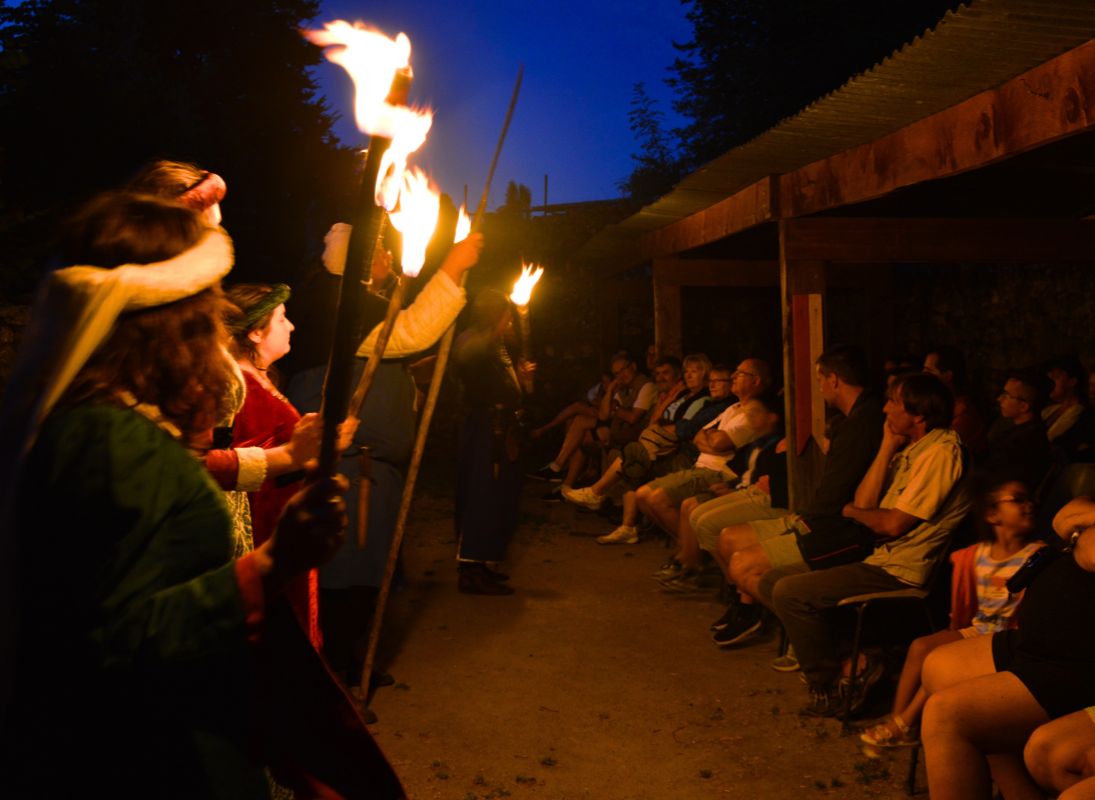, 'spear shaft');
359,66,524,696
